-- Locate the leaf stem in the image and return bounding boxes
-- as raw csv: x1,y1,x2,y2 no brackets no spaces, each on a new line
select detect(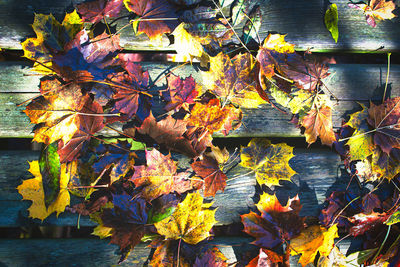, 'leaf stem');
383,52,391,103
372,225,391,263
